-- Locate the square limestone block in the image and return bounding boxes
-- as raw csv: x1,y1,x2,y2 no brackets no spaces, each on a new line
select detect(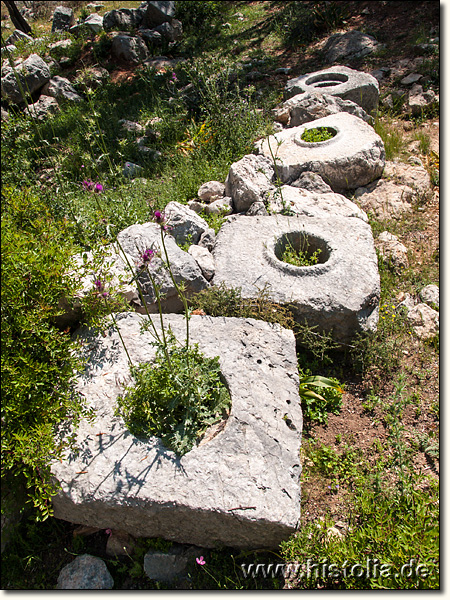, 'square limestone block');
51,313,302,549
